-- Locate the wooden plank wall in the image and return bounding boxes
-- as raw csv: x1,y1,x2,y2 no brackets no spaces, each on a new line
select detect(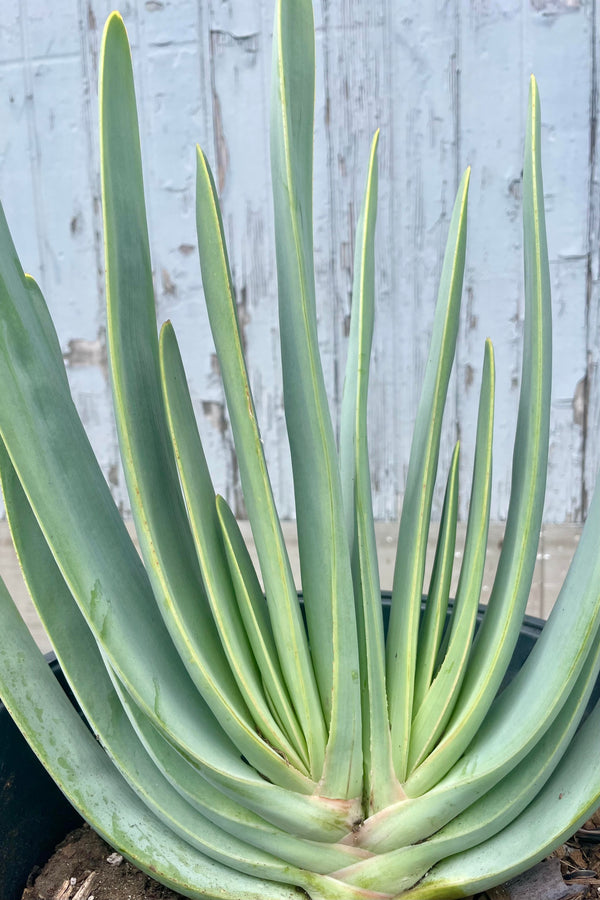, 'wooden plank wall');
0,0,597,524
